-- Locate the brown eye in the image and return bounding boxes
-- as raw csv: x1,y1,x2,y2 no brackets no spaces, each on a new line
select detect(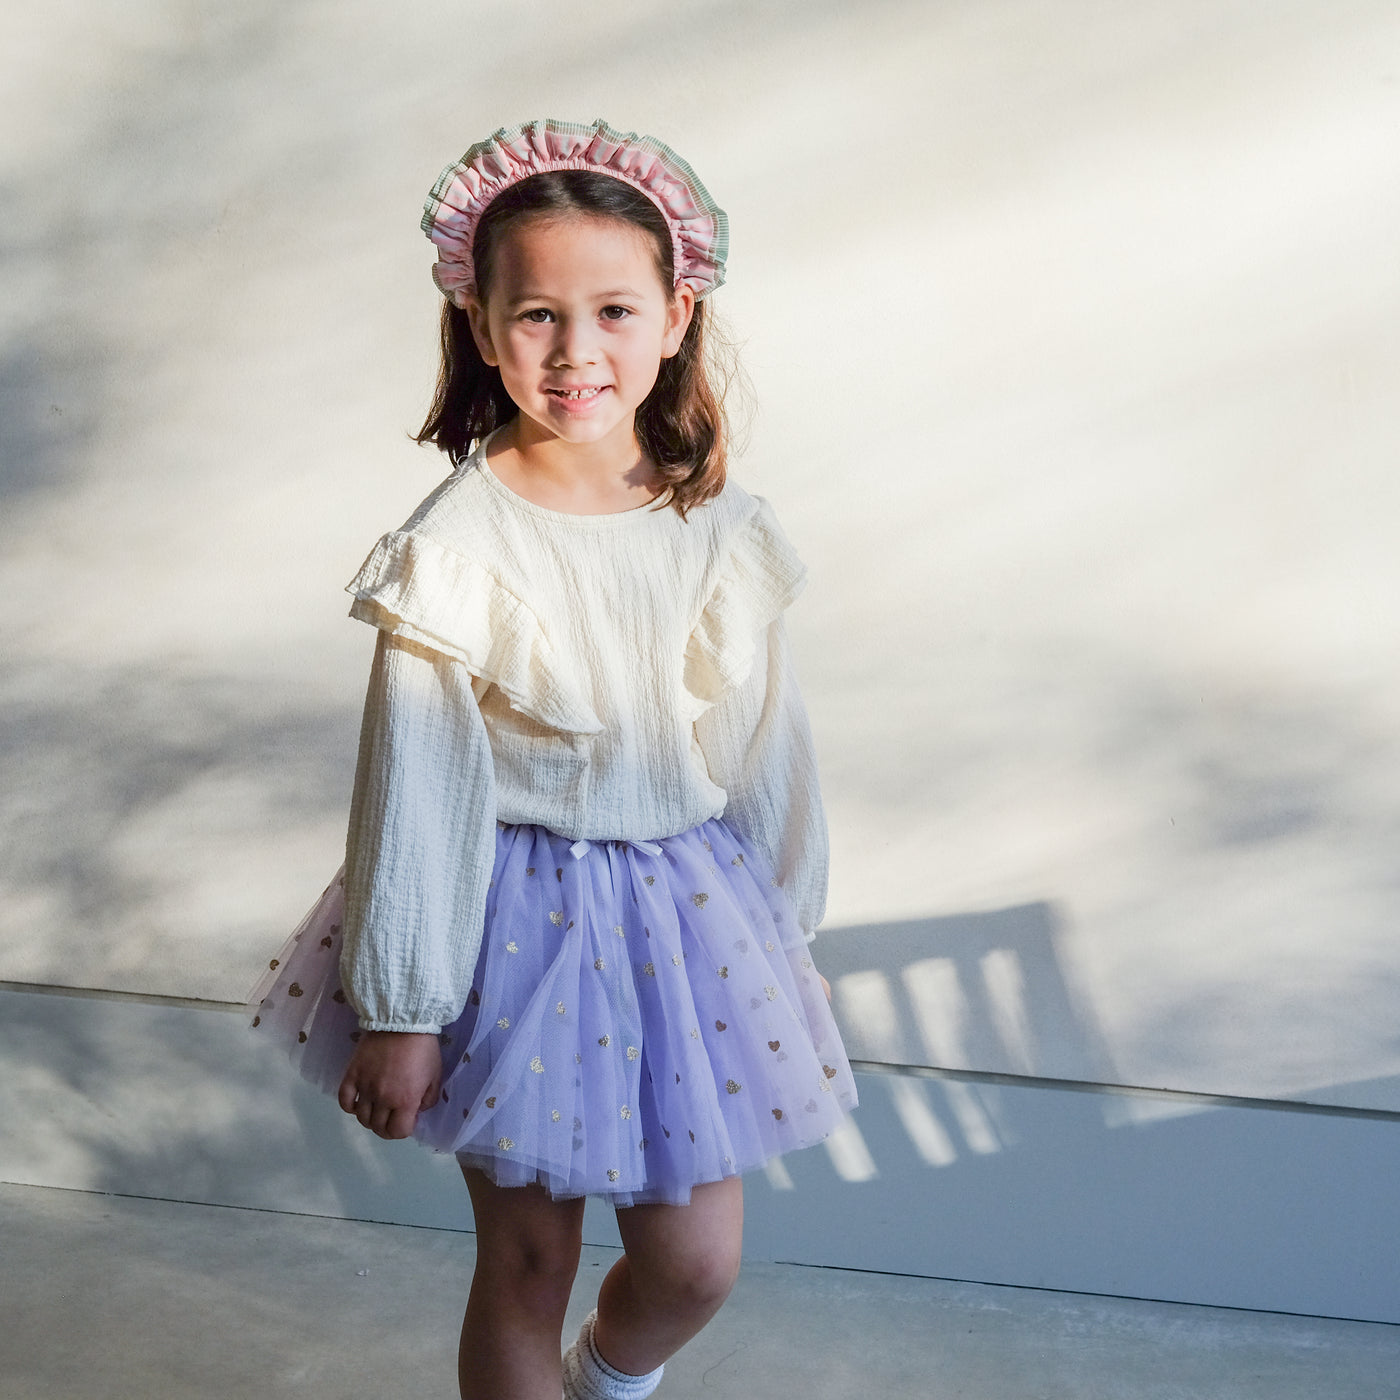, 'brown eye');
600,305,631,321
